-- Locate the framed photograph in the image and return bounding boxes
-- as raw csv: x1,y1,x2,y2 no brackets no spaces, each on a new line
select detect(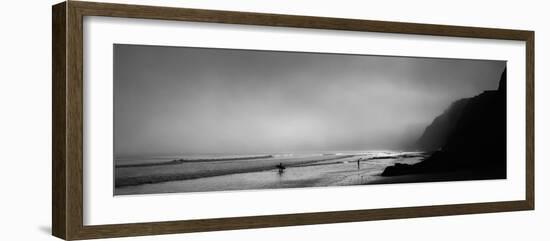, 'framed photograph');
52,1,534,240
